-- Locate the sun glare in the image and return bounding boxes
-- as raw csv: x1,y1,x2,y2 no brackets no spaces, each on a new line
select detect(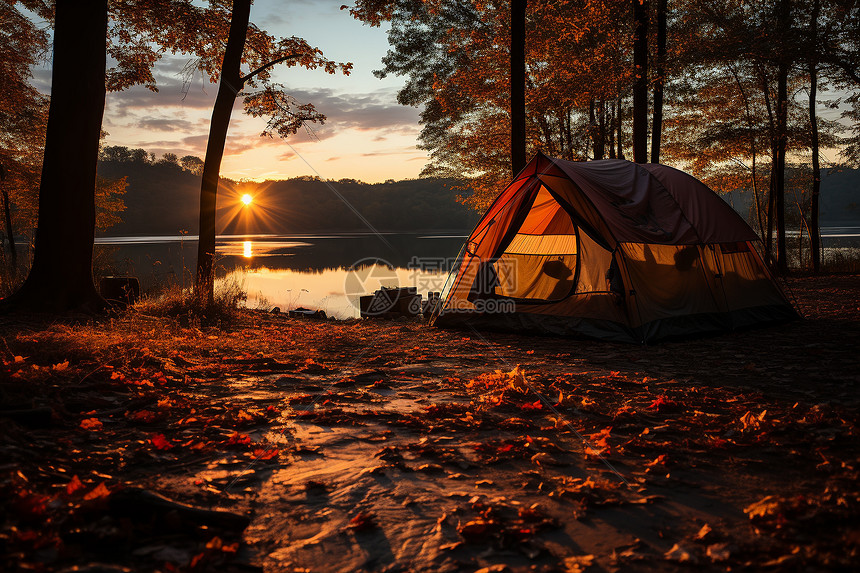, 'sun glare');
241,194,253,206
243,241,252,258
